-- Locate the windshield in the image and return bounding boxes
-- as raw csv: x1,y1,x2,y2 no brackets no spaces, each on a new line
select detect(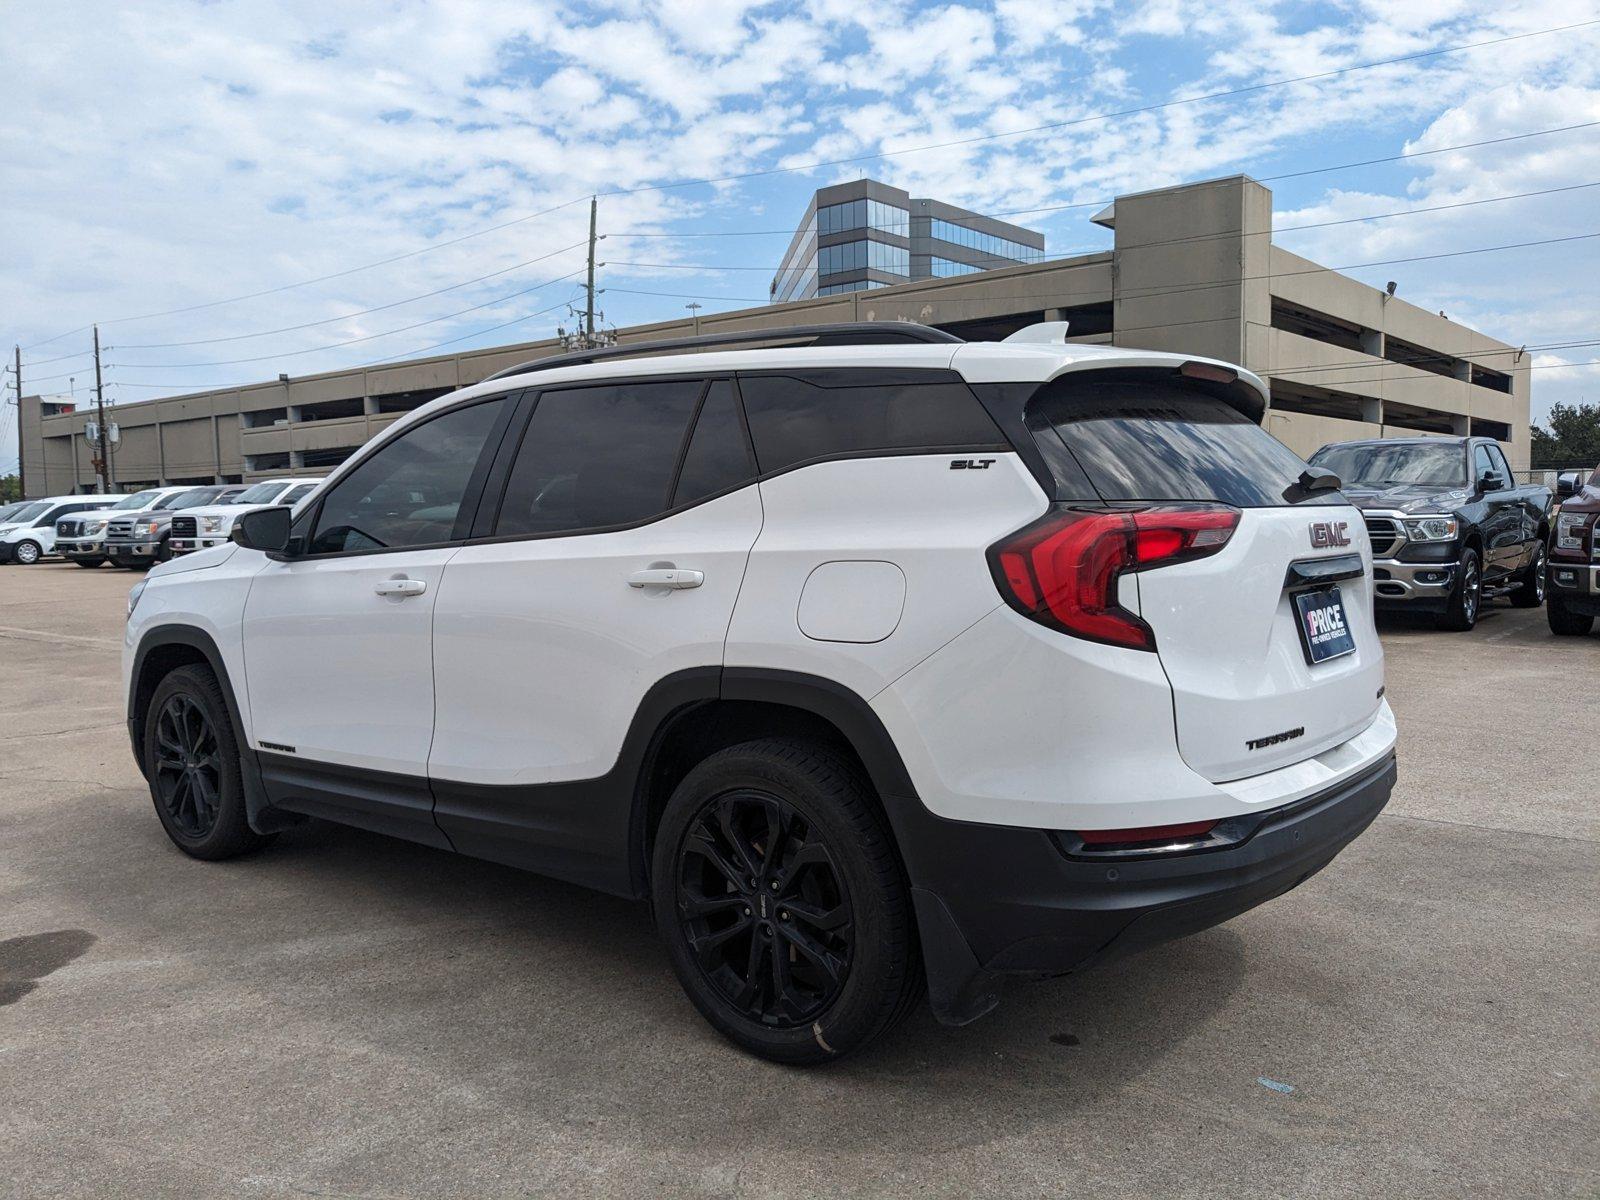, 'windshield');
160,487,223,510
234,481,286,504
5,501,50,523
0,503,24,522
111,490,162,510
1309,442,1465,488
